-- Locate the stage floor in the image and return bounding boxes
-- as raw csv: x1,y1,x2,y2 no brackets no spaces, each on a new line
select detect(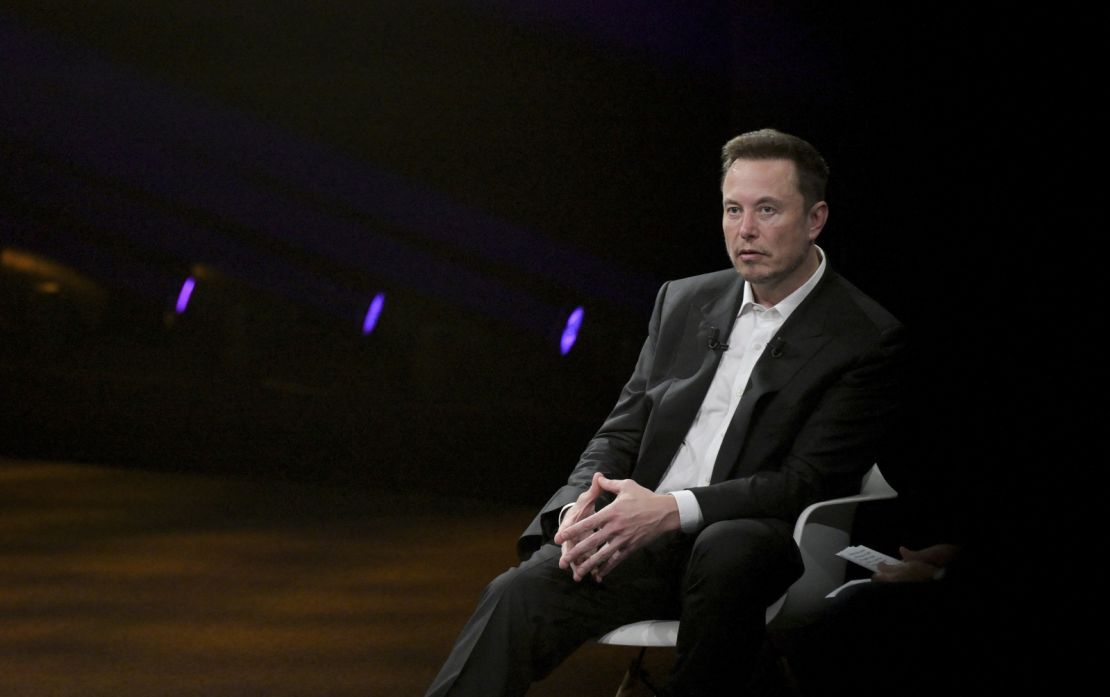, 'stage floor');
0,458,645,696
